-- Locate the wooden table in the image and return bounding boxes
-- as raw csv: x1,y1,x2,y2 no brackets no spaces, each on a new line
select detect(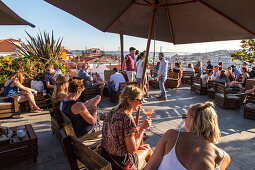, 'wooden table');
0,124,38,166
